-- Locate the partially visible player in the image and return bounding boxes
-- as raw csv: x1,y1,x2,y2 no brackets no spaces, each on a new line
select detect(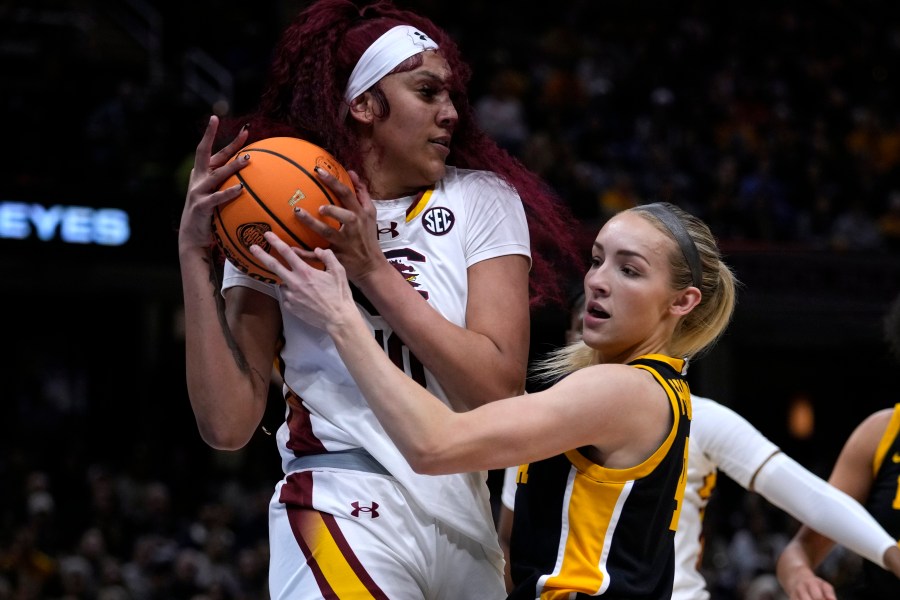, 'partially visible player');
674,397,900,600
776,294,900,600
